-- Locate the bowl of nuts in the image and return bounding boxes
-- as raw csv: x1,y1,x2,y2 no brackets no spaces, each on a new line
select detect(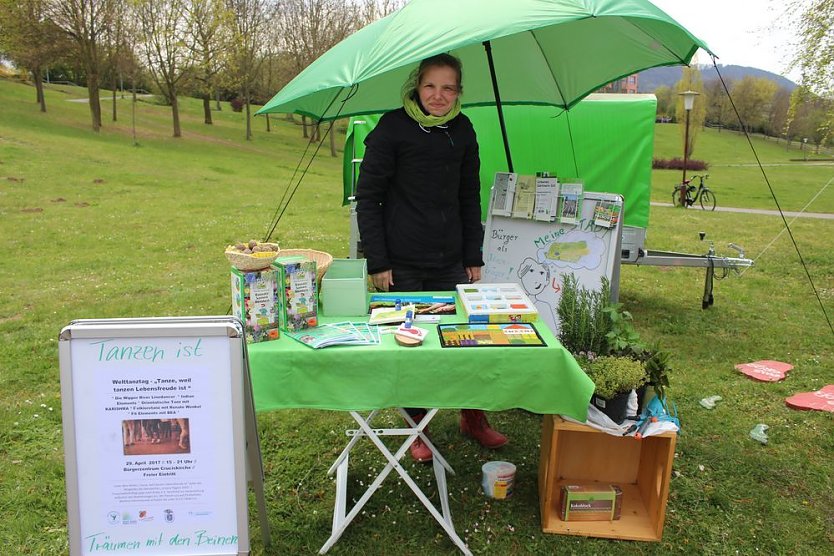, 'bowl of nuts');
225,240,281,271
